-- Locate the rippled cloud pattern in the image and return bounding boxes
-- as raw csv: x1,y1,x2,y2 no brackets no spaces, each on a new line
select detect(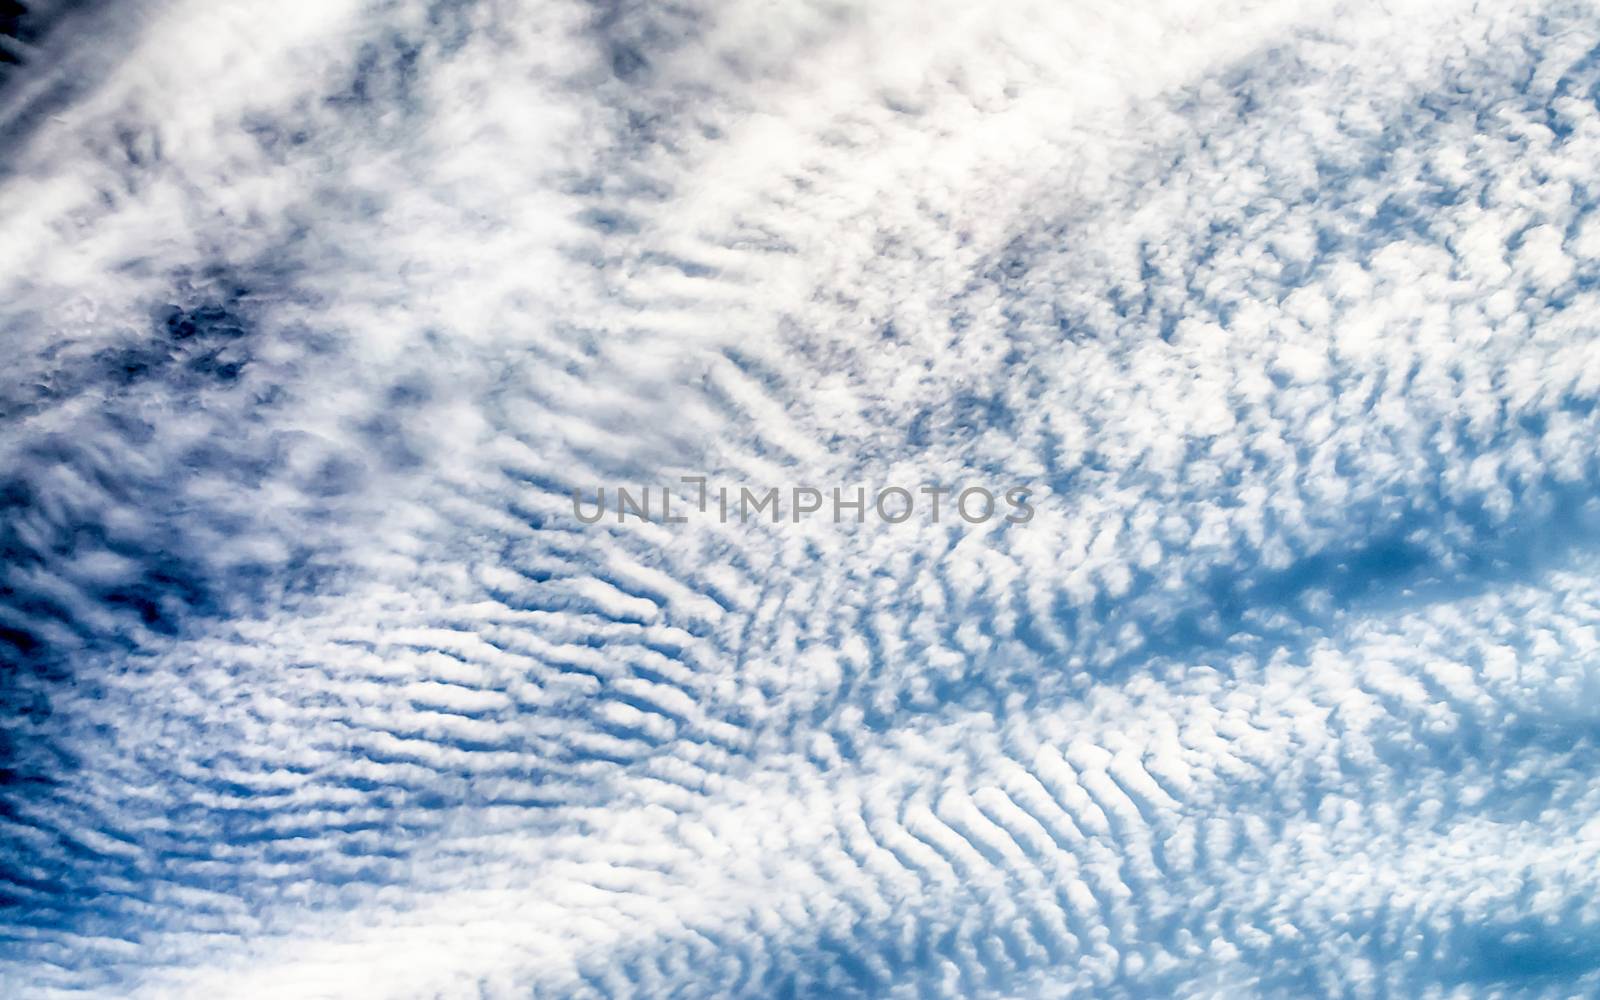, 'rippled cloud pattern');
4,0,1600,997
